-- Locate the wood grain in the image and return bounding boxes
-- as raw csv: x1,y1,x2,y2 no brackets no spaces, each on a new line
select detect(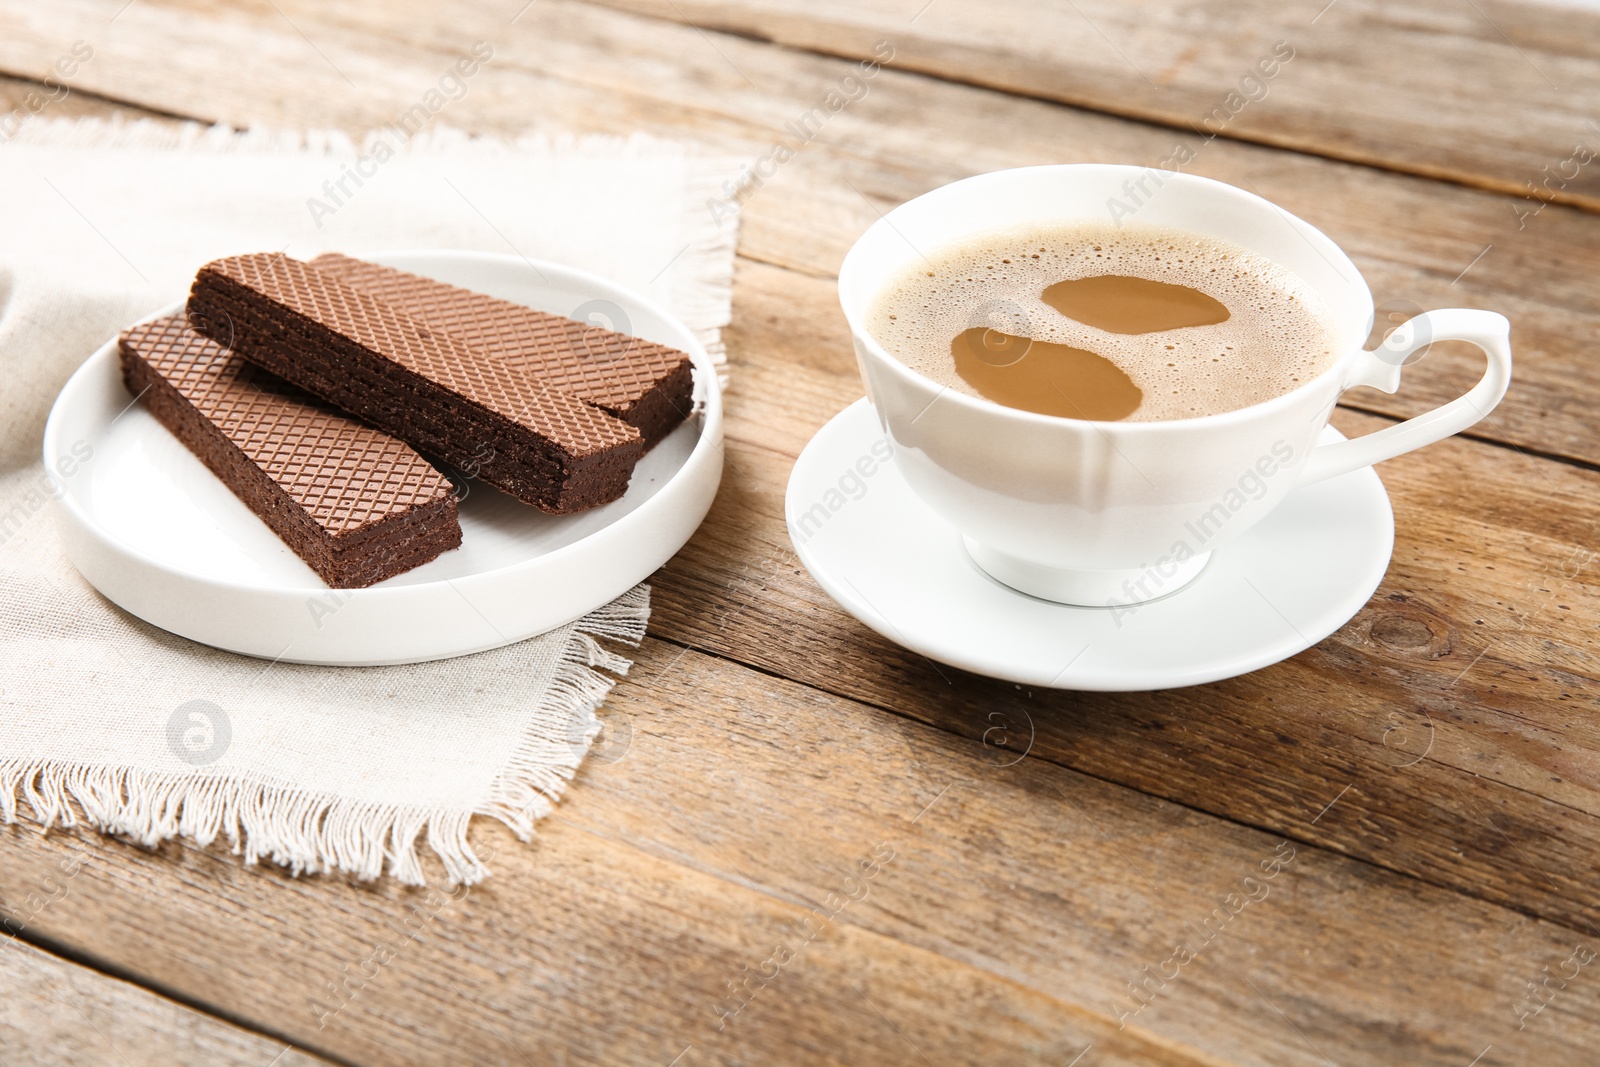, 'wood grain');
578,0,1600,211
4,638,1600,1066
1,935,331,1066
3,0,1596,470
0,4,1595,1065
662,255,1600,935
